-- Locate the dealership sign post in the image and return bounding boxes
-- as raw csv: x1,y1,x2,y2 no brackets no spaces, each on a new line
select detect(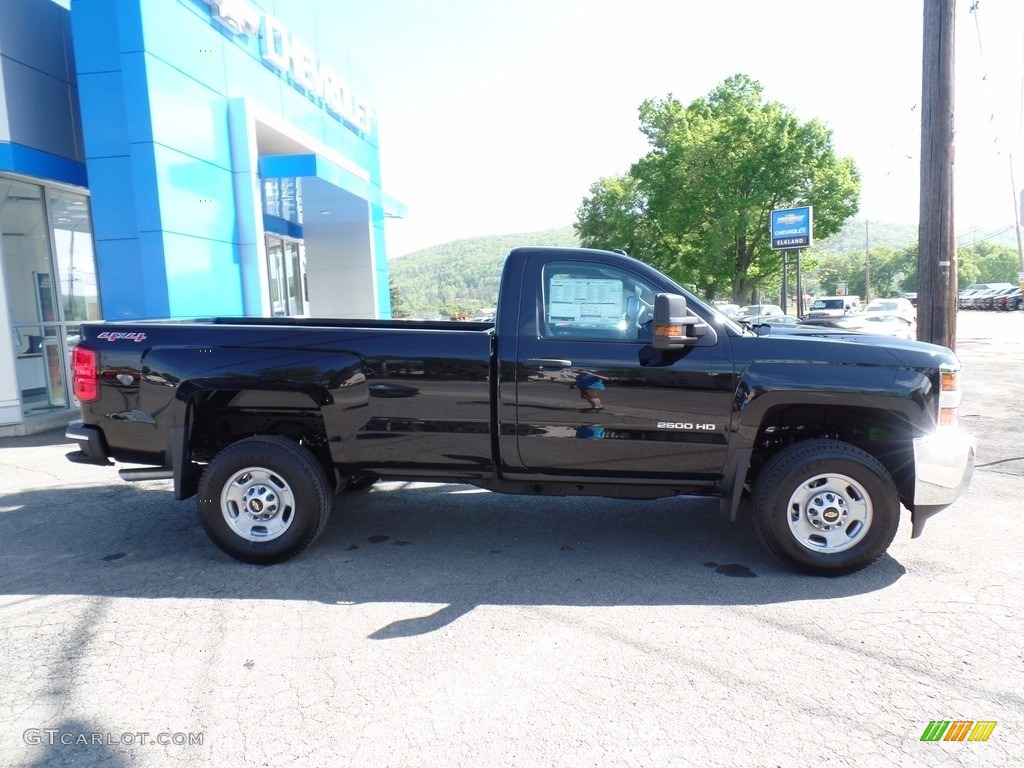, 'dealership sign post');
771,207,813,316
